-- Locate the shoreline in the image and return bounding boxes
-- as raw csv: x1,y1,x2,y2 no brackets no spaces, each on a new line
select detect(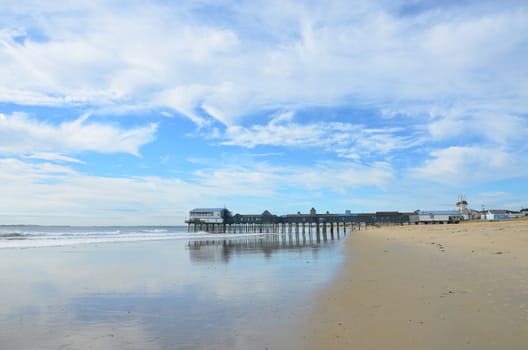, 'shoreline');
302,220,528,349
